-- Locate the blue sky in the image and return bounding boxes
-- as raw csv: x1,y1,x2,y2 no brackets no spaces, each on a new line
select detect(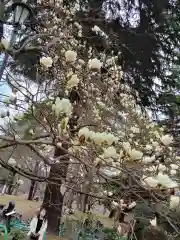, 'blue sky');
0,24,13,100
